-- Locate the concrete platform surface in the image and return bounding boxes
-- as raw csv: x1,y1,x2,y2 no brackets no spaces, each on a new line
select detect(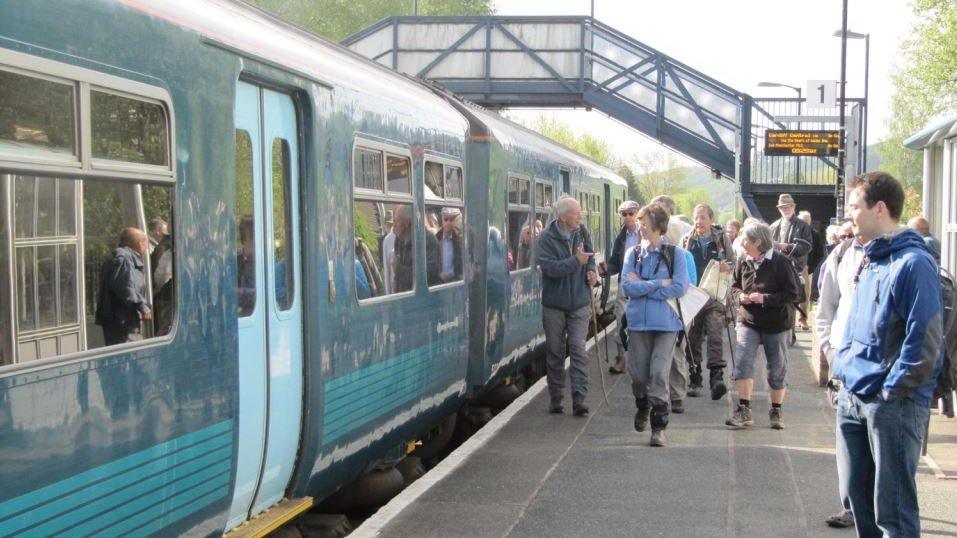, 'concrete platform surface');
356,329,957,537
